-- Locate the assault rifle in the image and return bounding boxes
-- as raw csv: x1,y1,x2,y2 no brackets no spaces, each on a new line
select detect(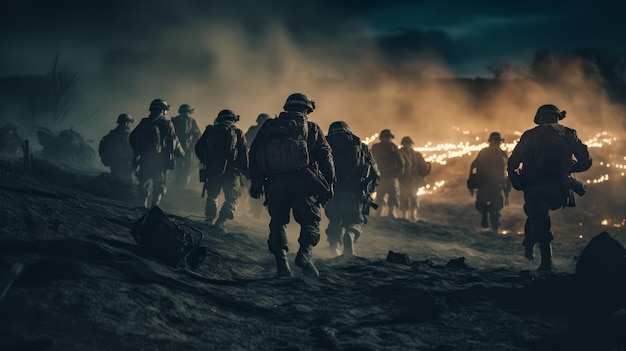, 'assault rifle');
361,164,379,218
